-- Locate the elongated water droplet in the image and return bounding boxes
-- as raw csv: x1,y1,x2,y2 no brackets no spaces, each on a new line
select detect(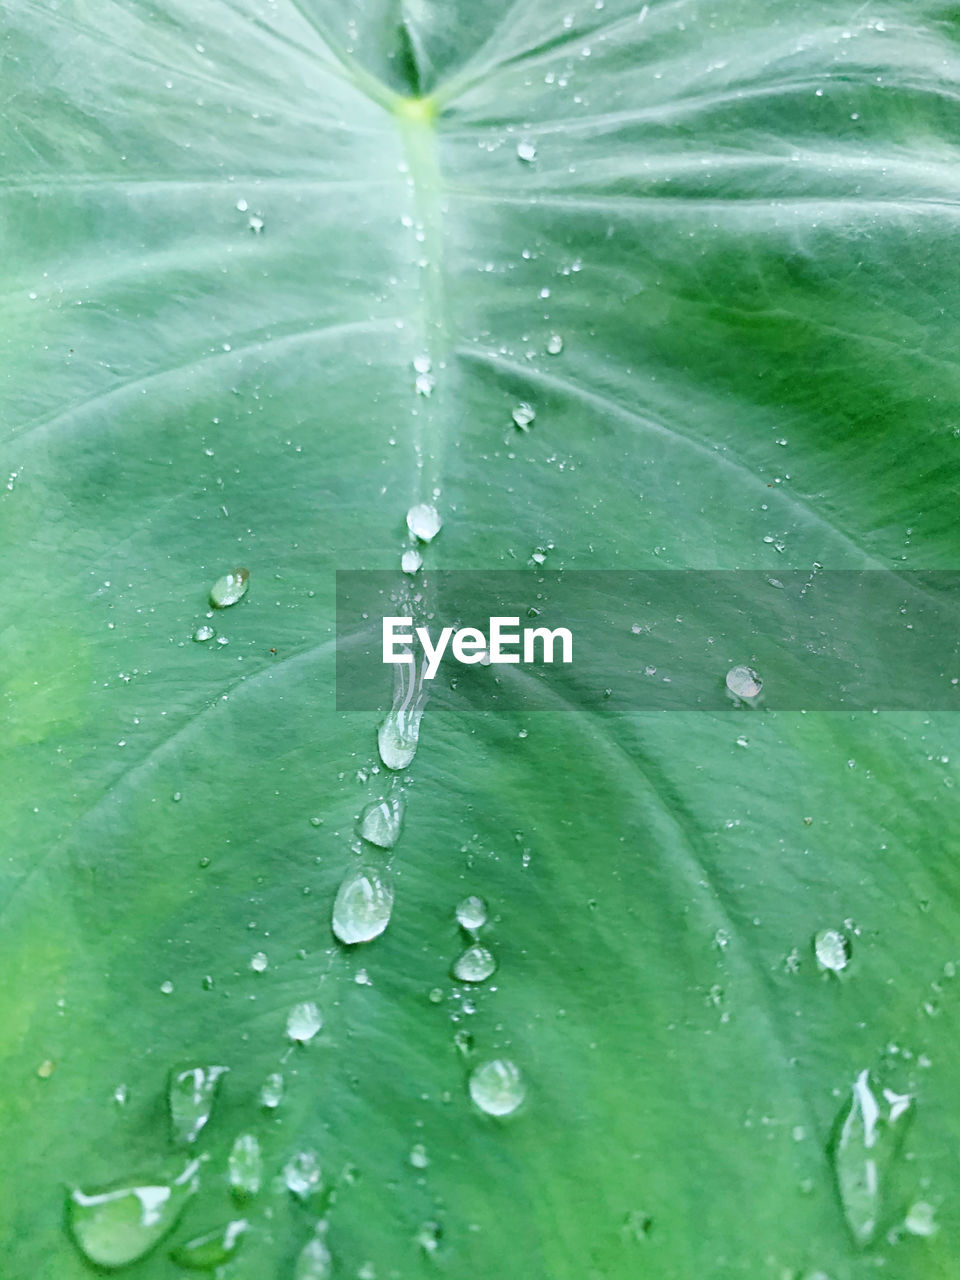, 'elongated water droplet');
378,657,427,770
401,548,422,575
456,895,487,931
68,1159,201,1269
283,1151,322,1201
512,402,535,431
452,944,497,983
286,1002,322,1043
332,868,394,944
469,1059,526,1116
833,1069,911,1245
169,1066,228,1145
725,664,762,701
295,1224,333,1279
546,334,564,355
260,1072,284,1109
517,140,537,162
172,1219,248,1269
210,568,249,609
814,927,850,973
228,1134,262,1198
405,503,442,542
357,797,404,849
193,624,215,642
